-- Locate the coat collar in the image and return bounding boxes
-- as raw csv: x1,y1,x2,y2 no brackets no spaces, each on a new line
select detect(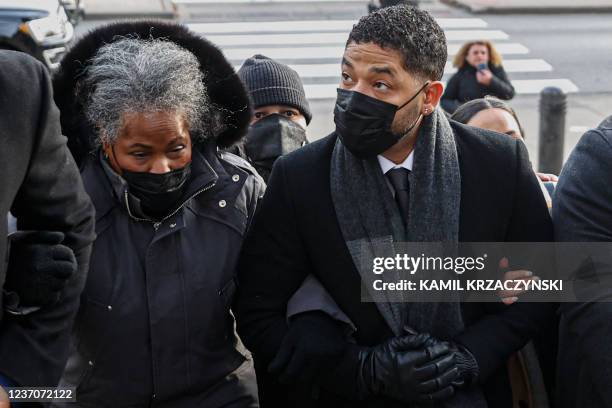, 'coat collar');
81,142,223,225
